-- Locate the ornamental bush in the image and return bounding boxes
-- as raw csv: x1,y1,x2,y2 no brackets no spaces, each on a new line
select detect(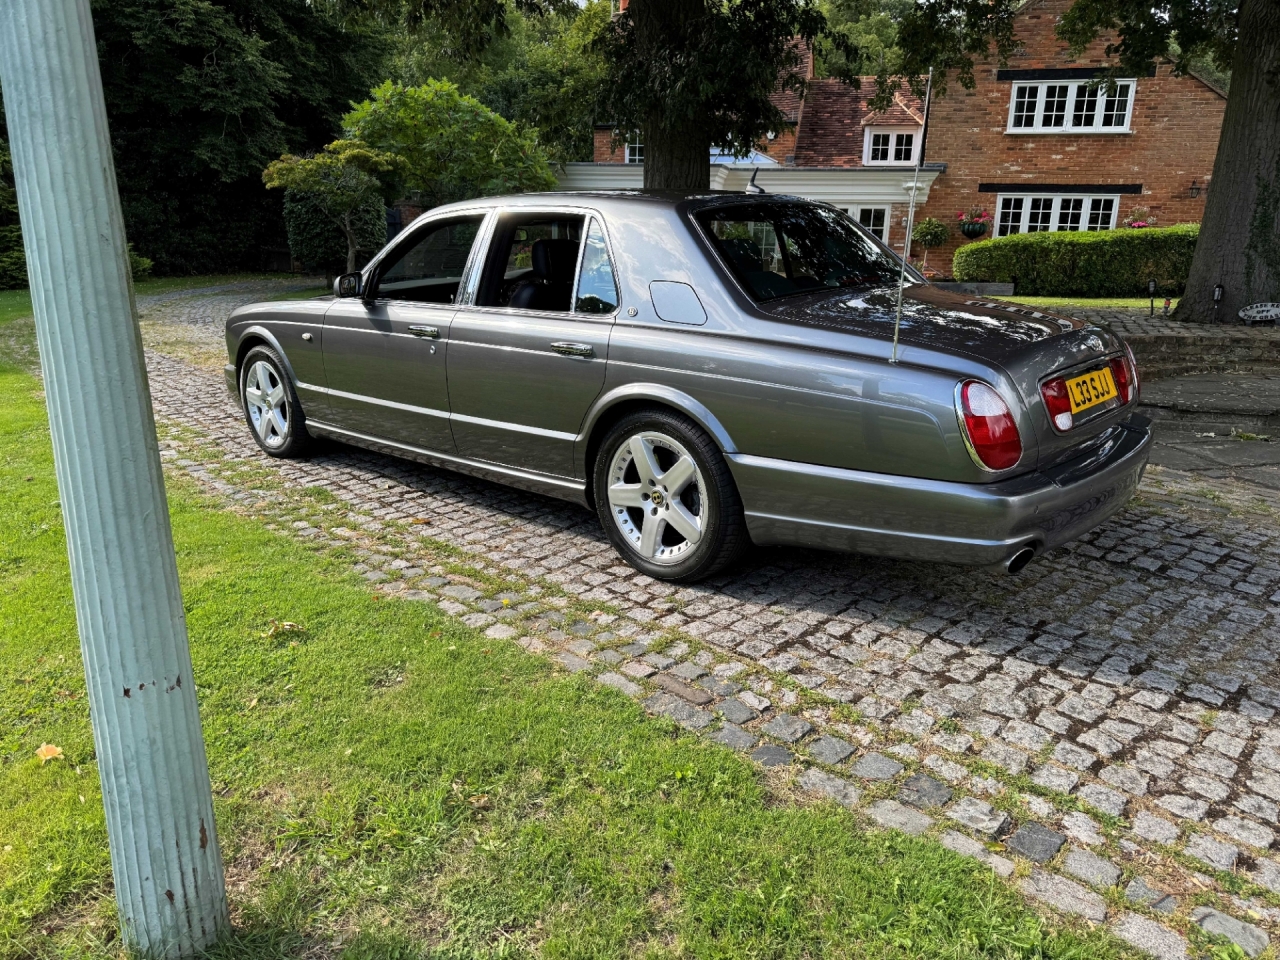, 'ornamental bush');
282,188,387,277
951,224,1200,297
